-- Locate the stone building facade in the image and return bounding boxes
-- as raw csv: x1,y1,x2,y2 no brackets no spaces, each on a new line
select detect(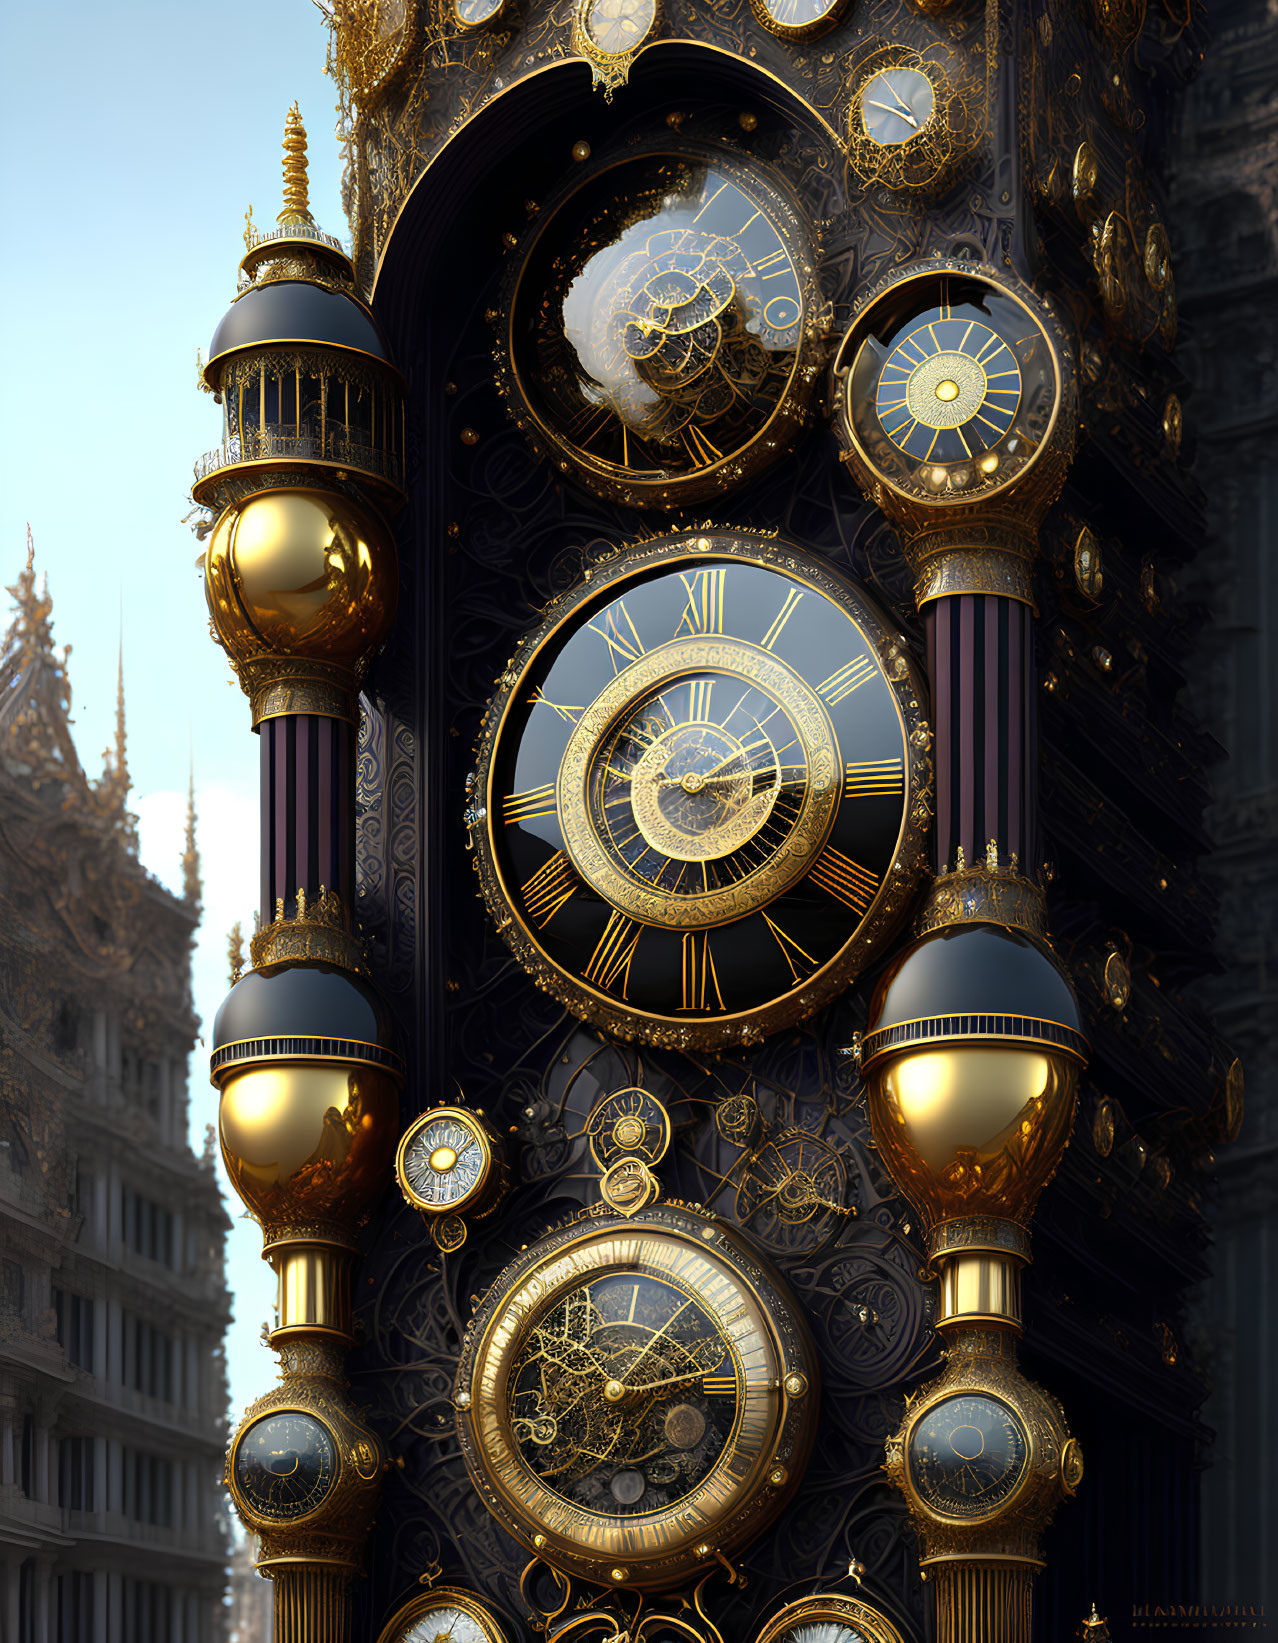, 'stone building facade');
1172,0,1278,1611
0,543,232,1641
